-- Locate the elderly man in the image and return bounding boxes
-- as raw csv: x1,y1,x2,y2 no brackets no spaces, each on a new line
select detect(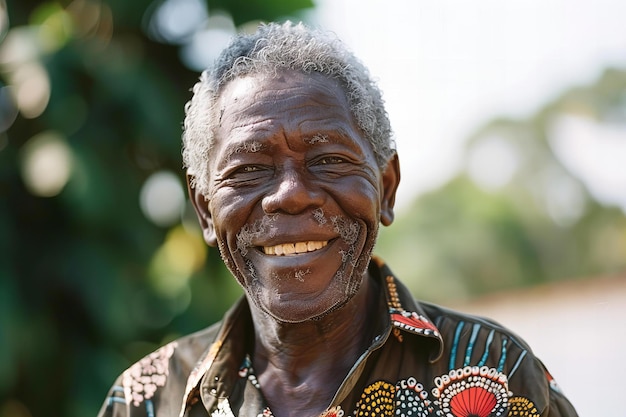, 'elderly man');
99,22,578,417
